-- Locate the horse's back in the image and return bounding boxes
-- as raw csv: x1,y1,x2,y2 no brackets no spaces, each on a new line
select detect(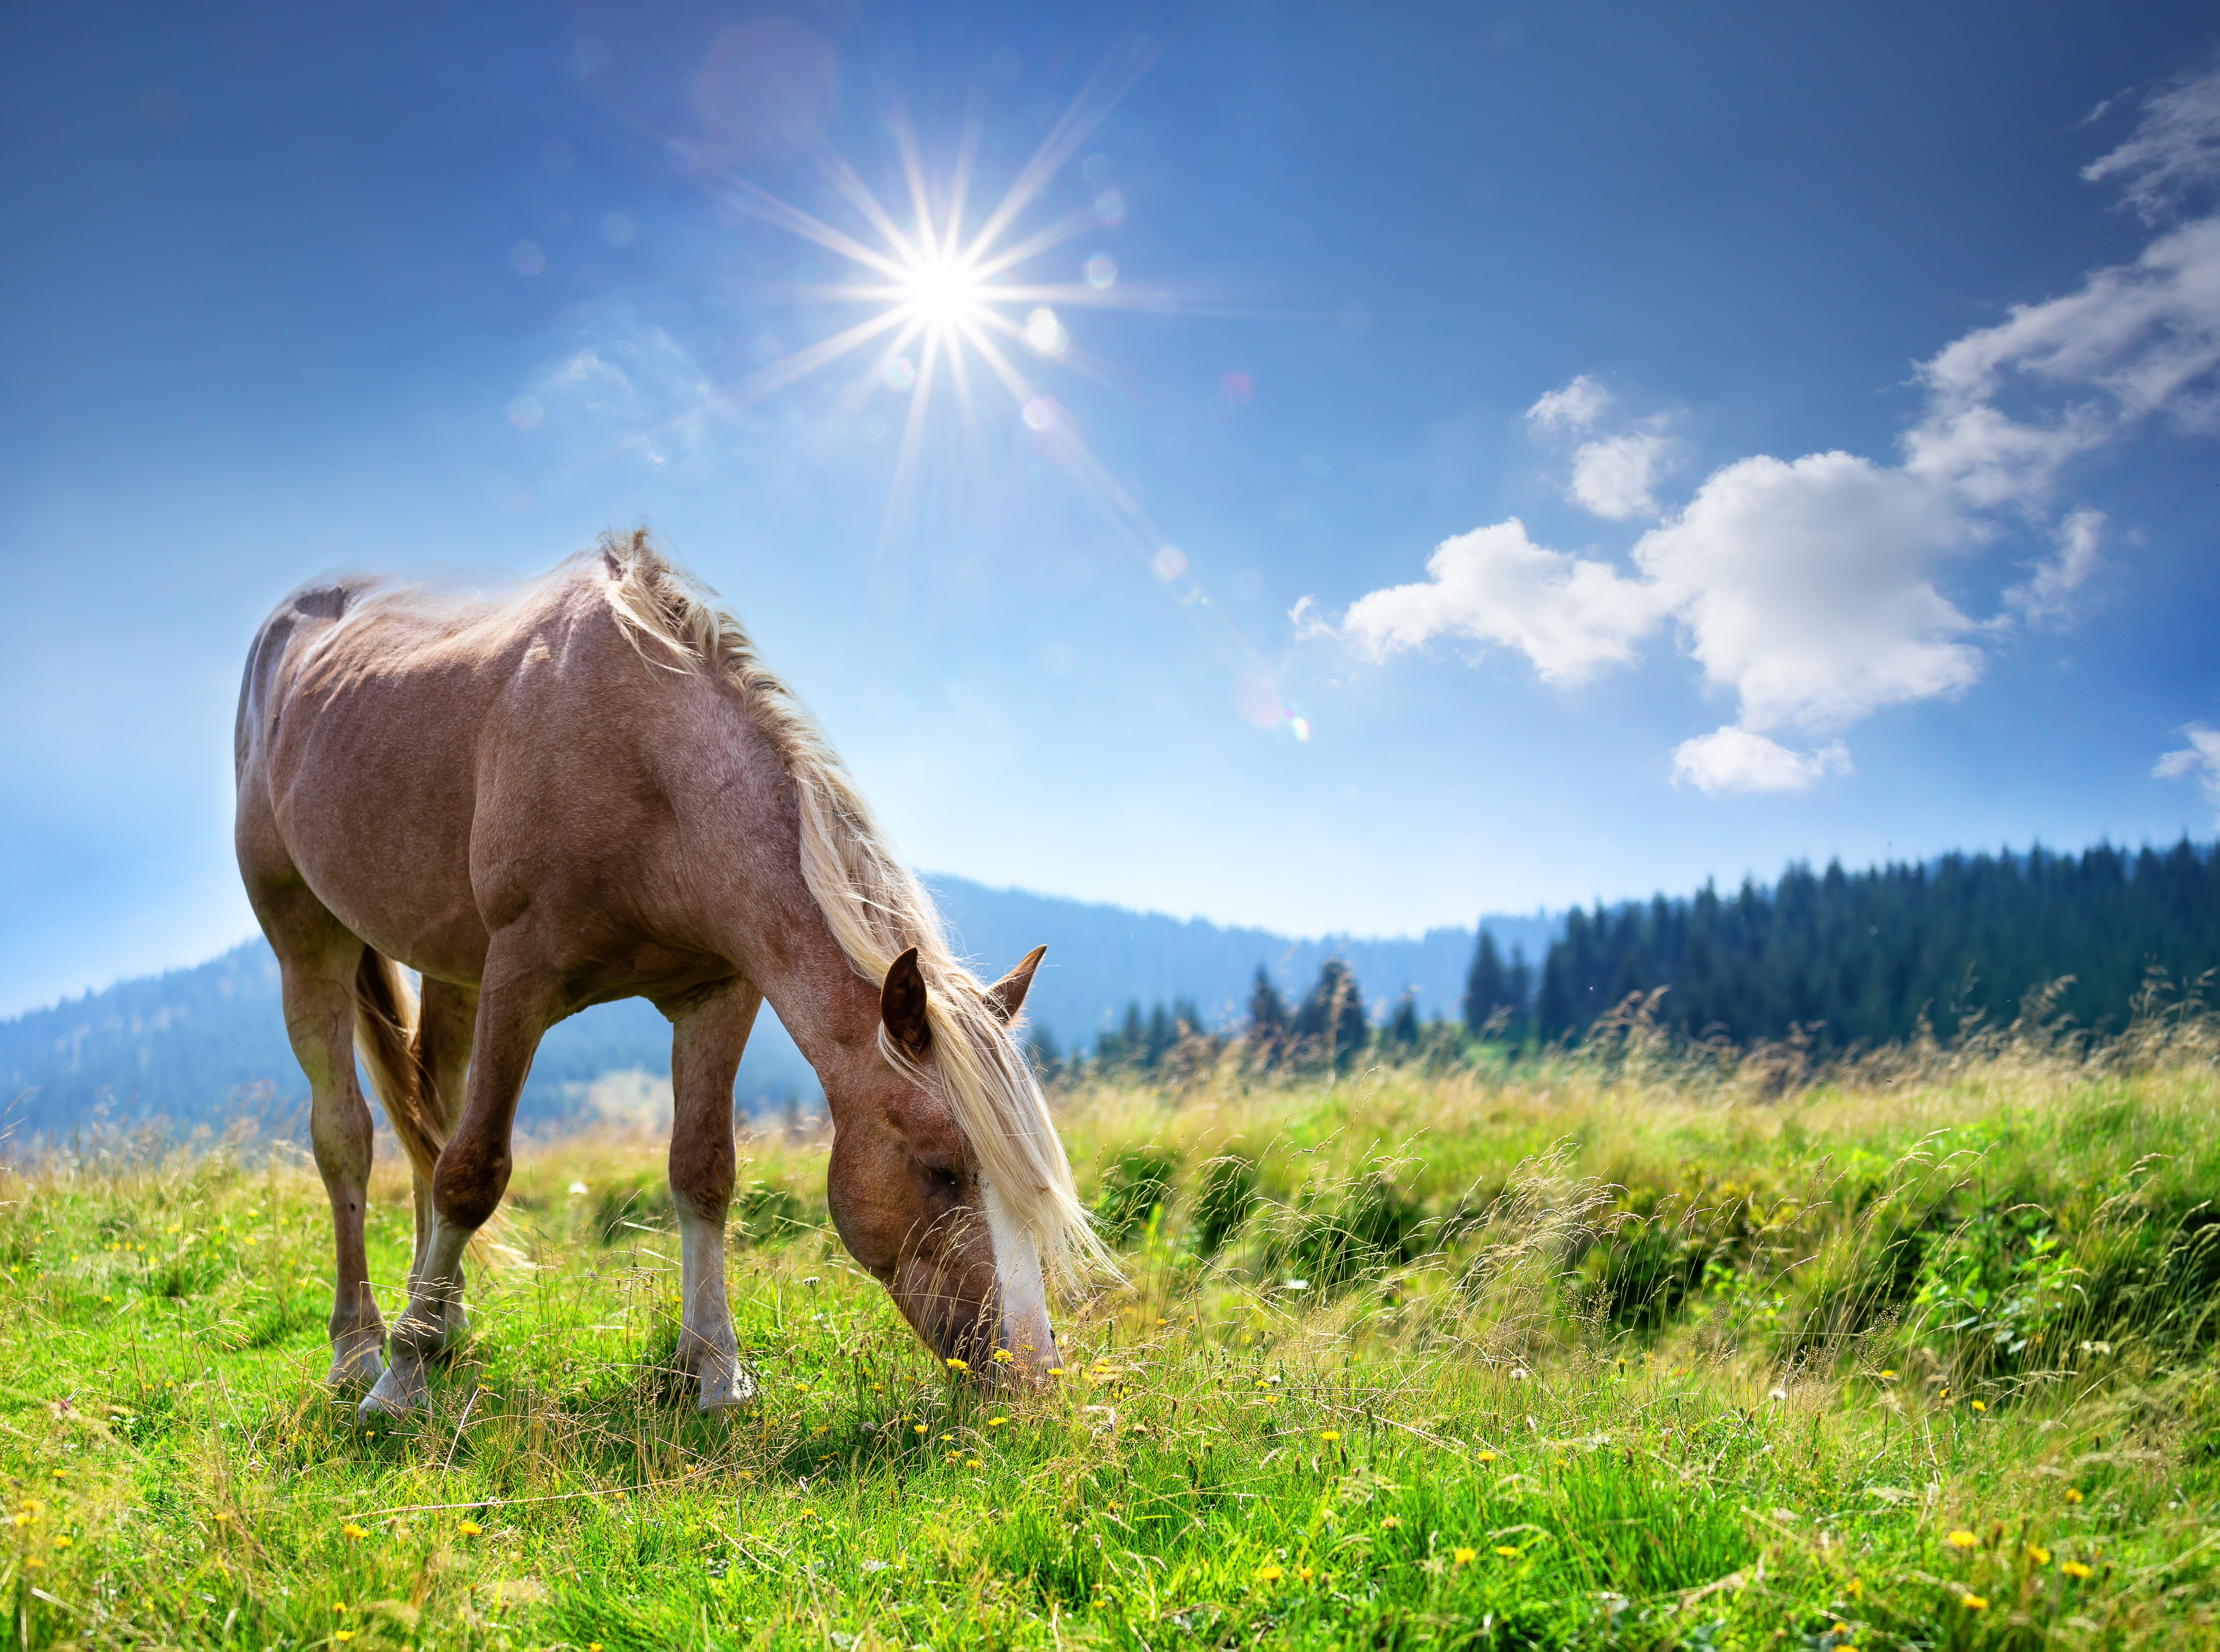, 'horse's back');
234,555,709,988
